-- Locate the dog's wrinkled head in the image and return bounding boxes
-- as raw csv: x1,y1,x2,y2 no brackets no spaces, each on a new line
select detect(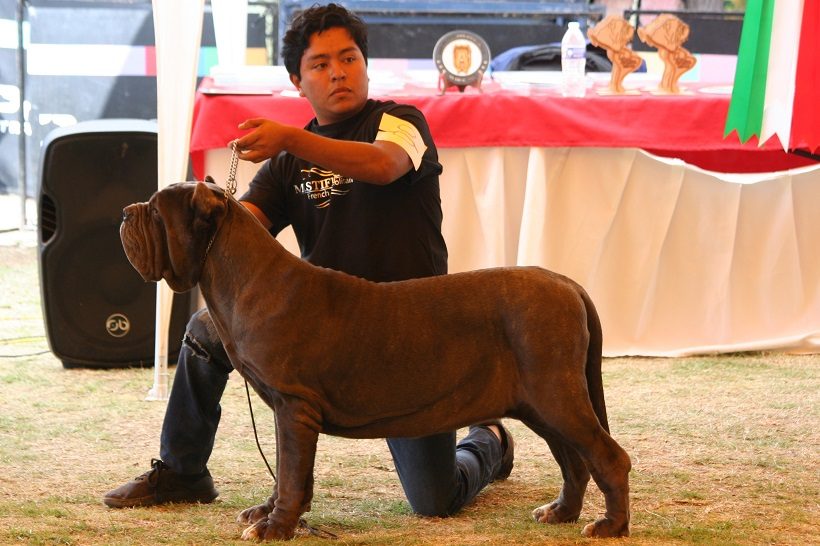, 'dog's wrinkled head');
120,180,227,292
